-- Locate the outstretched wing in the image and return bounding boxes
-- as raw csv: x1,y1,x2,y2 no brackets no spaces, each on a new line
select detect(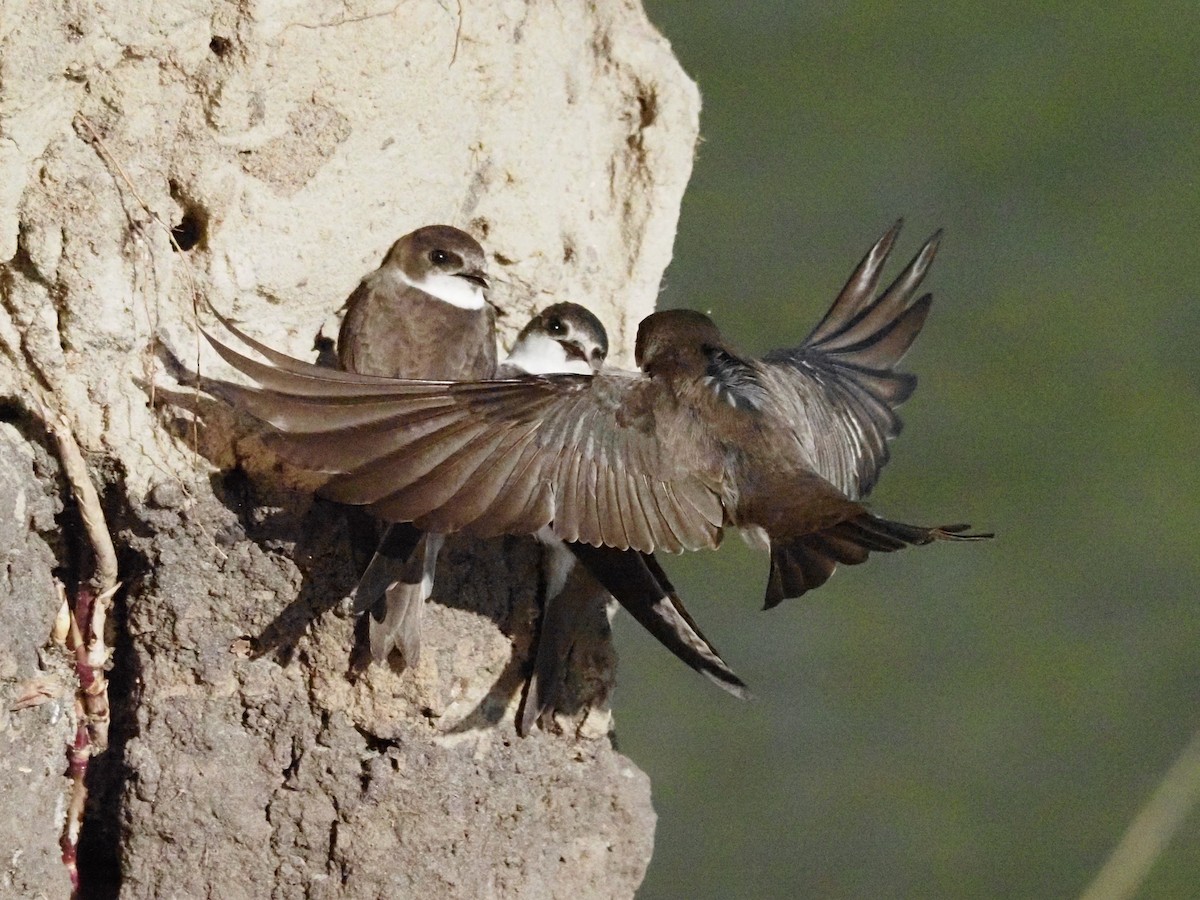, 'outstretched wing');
202,316,727,554
760,222,939,499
